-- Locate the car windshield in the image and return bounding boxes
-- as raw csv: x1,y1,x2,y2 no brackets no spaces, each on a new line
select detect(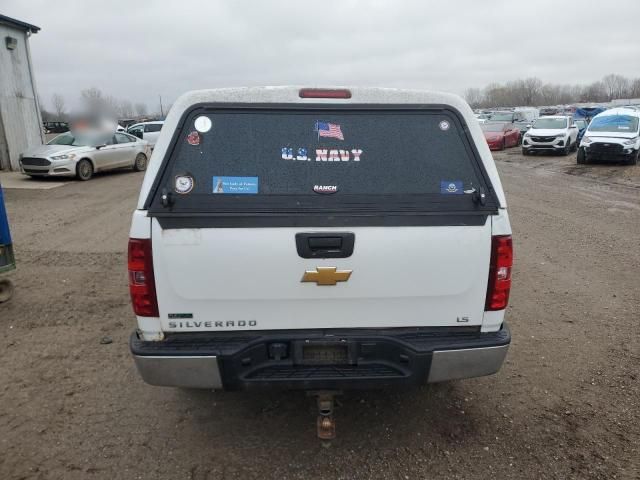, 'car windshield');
533,118,567,129
574,120,587,128
47,132,93,147
490,113,513,121
482,123,505,132
588,115,639,133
